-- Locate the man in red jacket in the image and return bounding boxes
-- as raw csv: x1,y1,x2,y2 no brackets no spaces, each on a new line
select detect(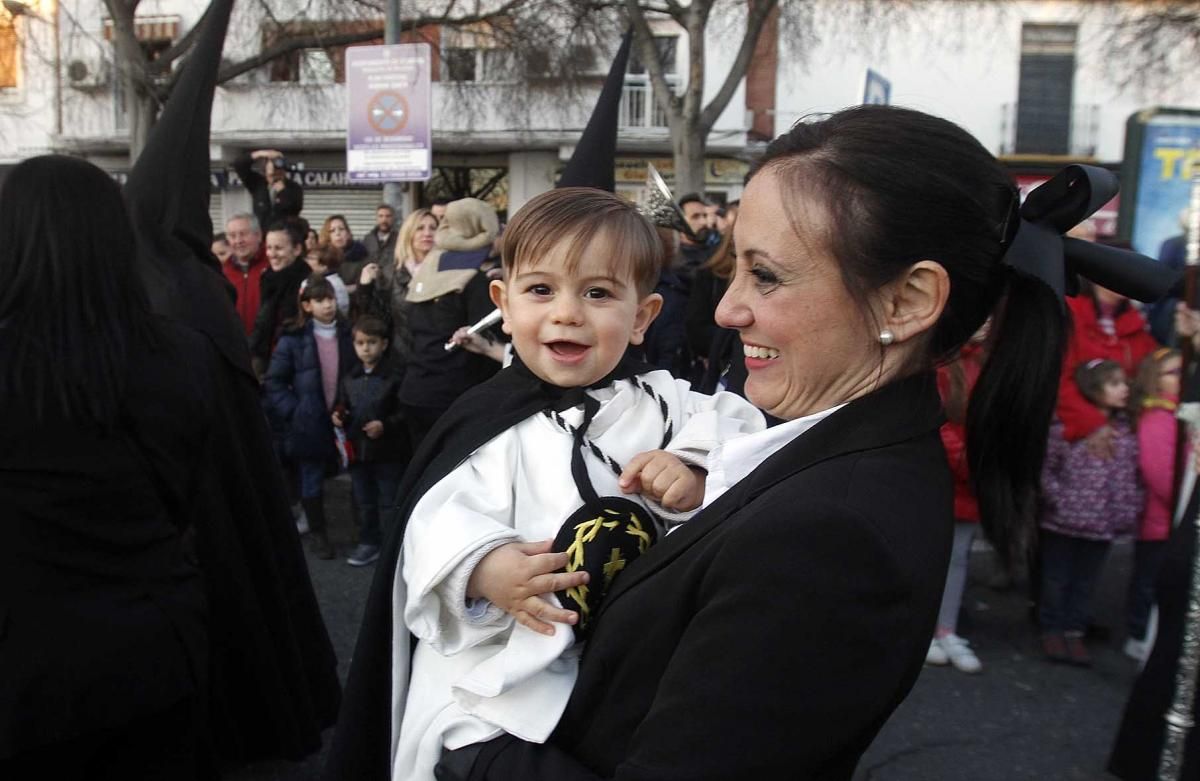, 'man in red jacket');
223,213,268,336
